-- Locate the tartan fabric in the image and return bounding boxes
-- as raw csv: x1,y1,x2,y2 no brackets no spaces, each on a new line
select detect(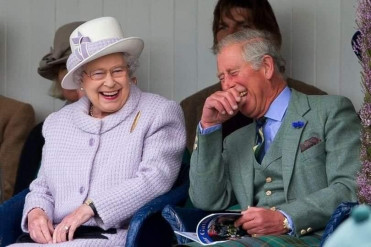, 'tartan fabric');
181,235,321,247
